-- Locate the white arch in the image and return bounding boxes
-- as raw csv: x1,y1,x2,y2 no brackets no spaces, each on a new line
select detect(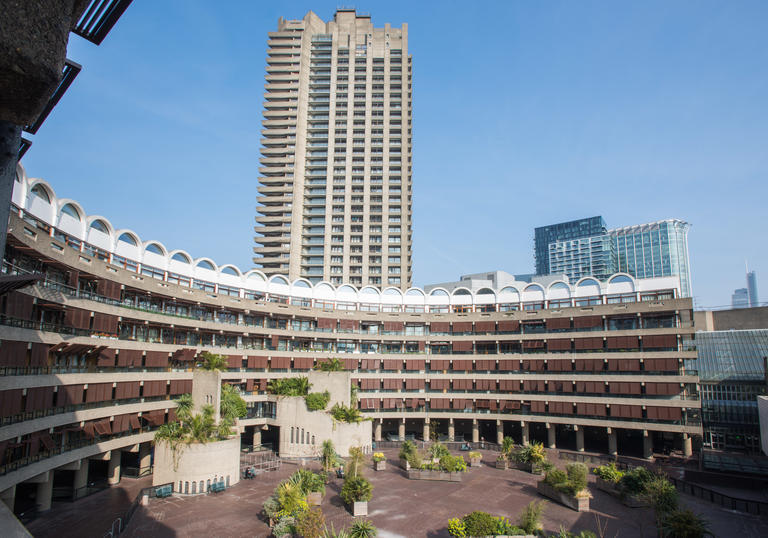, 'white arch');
474,287,496,304
606,273,636,294
194,257,218,274
269,274,290,287
56,199,86,238
114,229,142,259
219,264,242,277
359,286,381,296
313,282,336,300
380,286,403,304
574,277,602,297
26,179,57,225
244,269,267,281
547,281,571,300
85,215,115,251
521,283,545,303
